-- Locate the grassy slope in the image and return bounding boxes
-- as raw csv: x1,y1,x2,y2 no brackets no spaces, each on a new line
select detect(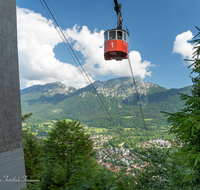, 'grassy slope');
21,86,191,133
